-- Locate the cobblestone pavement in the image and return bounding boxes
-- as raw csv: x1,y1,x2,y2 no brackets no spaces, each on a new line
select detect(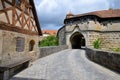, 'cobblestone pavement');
11,49,120,80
